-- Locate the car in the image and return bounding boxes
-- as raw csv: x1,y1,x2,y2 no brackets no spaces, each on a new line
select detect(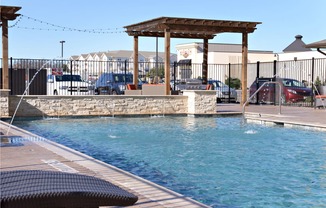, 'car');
249,78,312,104
208,80,237,103
47,73,94,95
94,72,142,95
